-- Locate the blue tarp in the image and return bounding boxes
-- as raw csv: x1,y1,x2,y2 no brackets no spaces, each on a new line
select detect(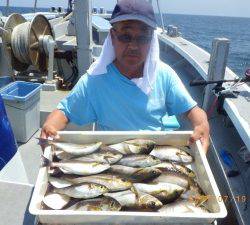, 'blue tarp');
0,94,17,170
